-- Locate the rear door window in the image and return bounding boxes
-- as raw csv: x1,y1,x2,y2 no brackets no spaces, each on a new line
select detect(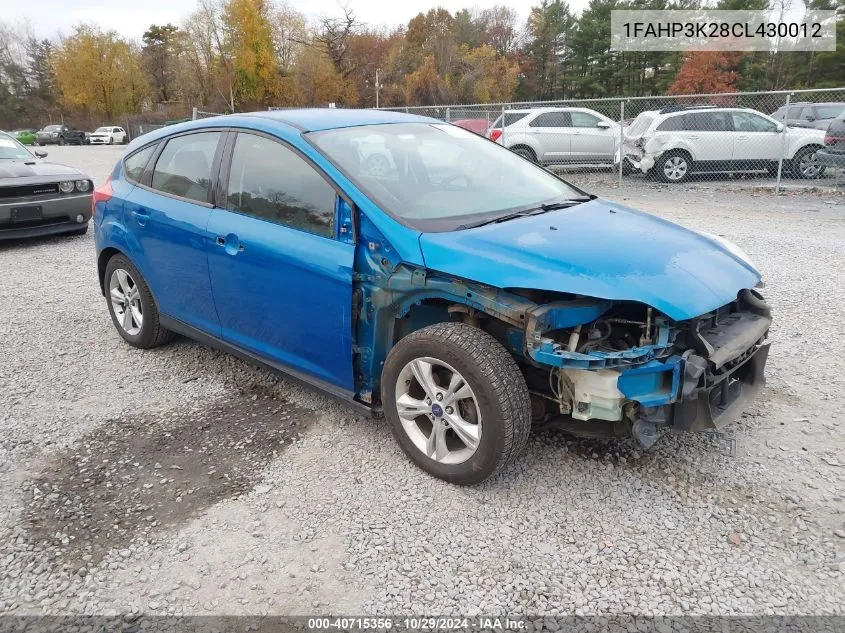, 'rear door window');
151,131,222,203
529,112,571,127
